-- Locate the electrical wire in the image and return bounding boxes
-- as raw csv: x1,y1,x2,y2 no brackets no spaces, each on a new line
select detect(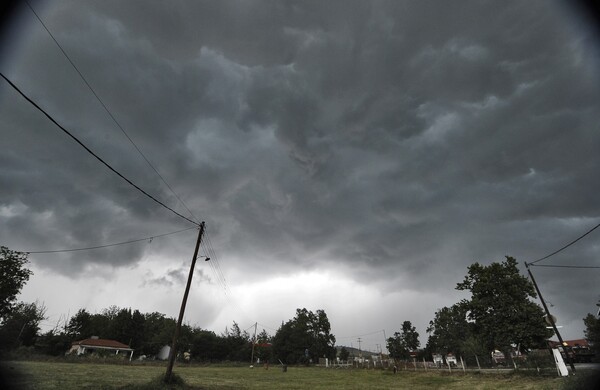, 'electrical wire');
200,229,253,323
337,329,386,340
24,0,200,226
0,72,199,227
200,234,230,294
243,323,257,333
202,230,230,293
257,323,279,333
529,264,600,269
21,226,196,254
529,222,600,265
